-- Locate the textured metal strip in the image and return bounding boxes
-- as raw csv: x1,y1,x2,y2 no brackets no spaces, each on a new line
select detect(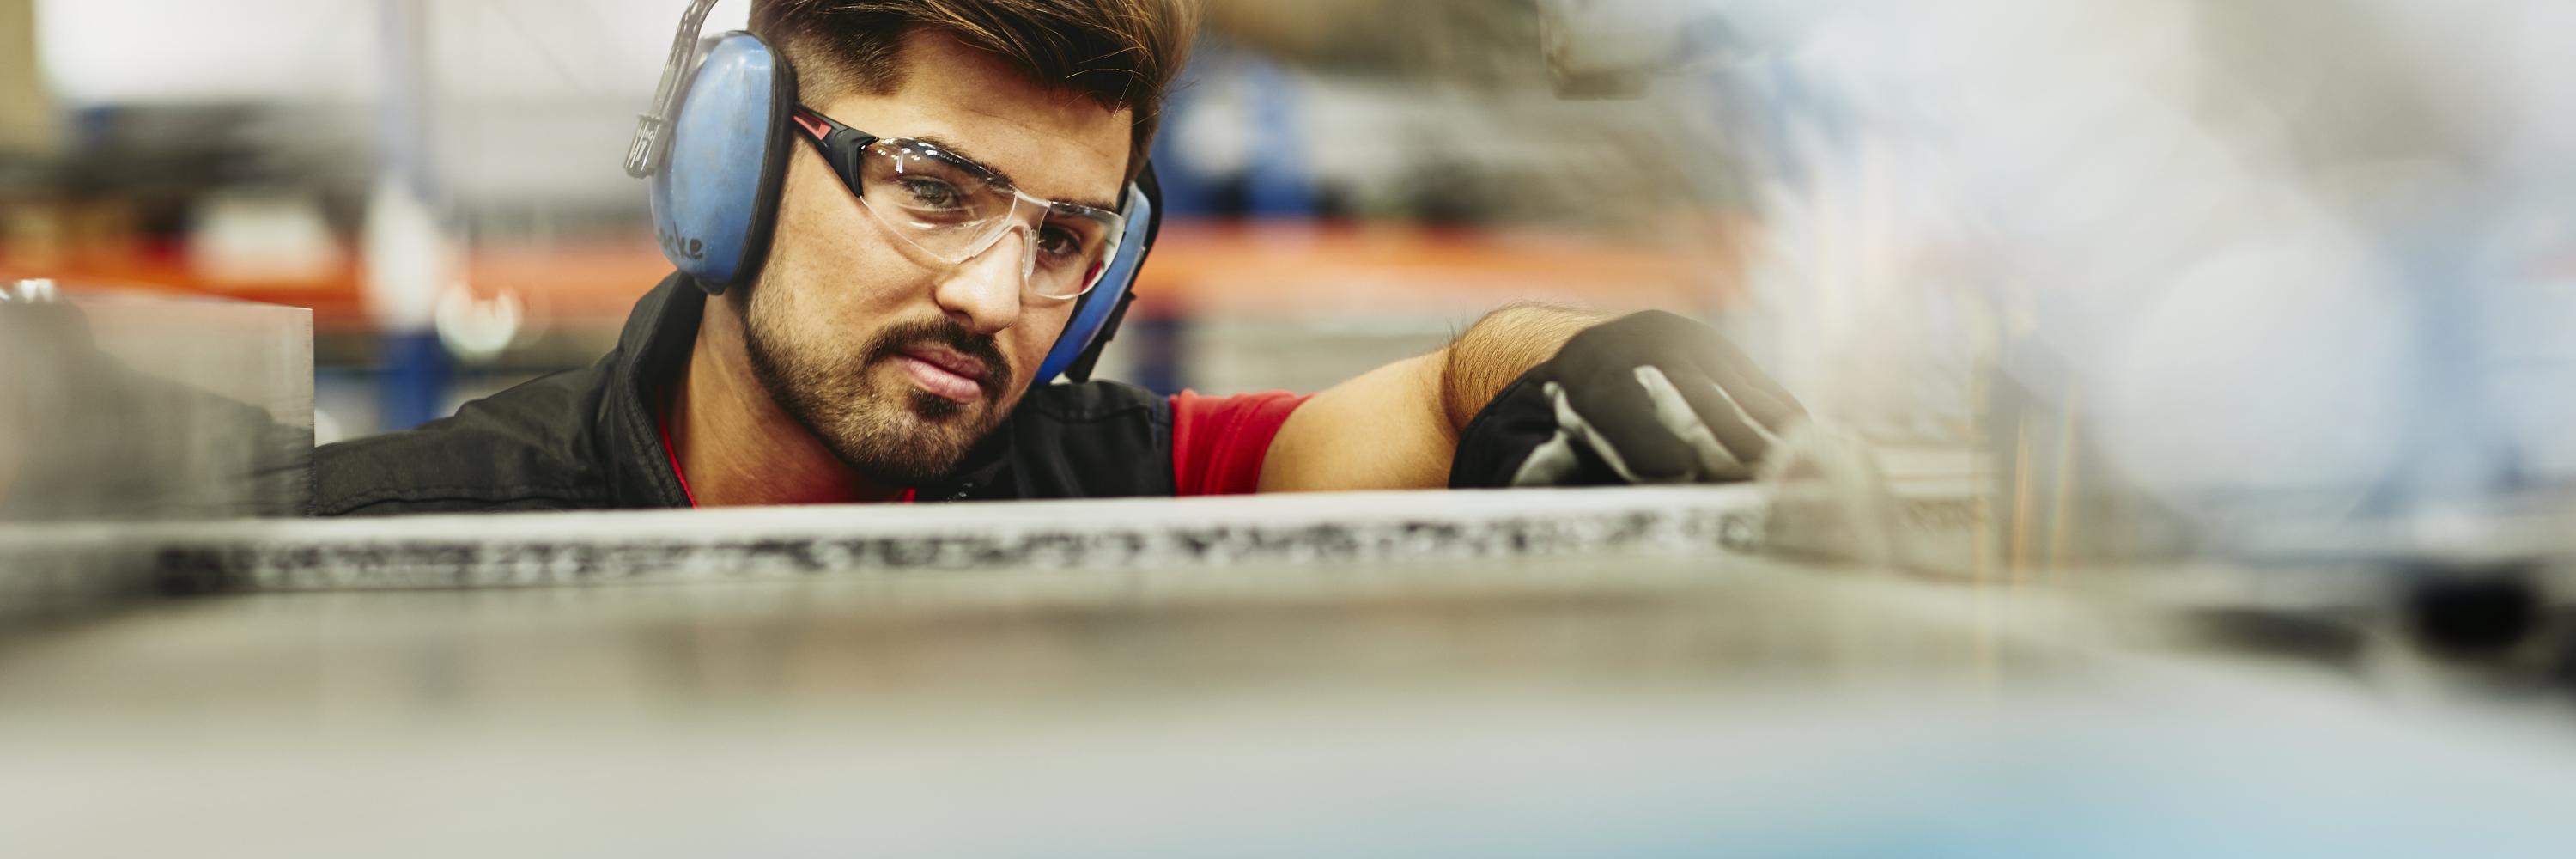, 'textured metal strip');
0,487,1772,606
